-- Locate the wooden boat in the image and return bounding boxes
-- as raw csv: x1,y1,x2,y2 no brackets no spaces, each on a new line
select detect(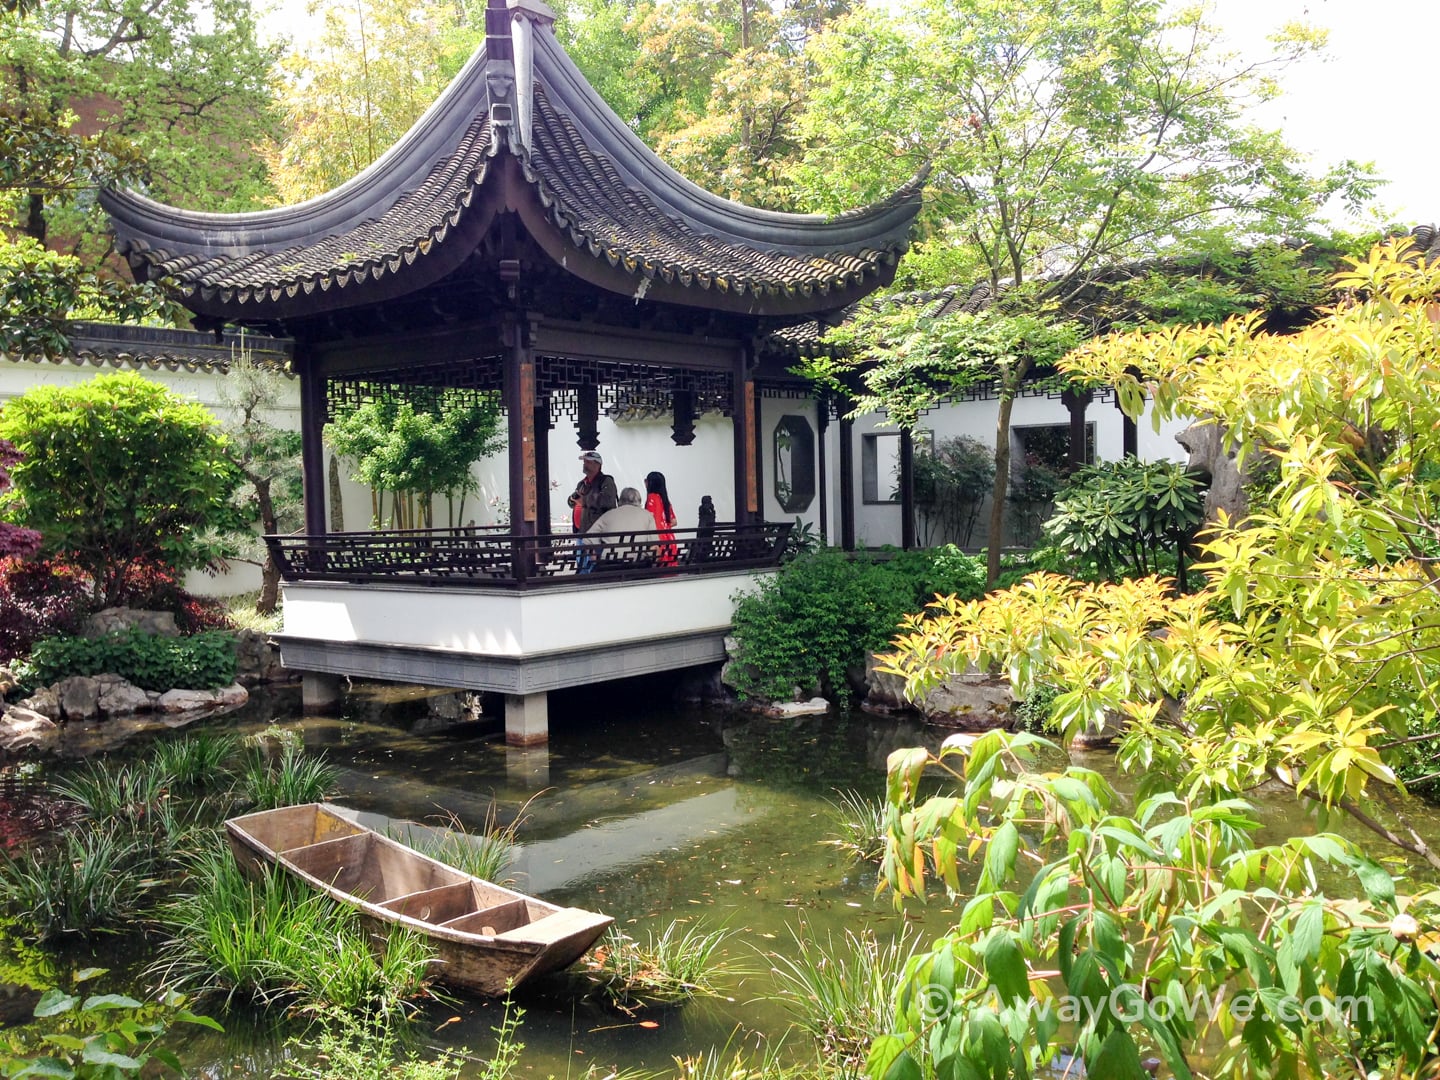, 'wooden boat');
224,802,612,995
